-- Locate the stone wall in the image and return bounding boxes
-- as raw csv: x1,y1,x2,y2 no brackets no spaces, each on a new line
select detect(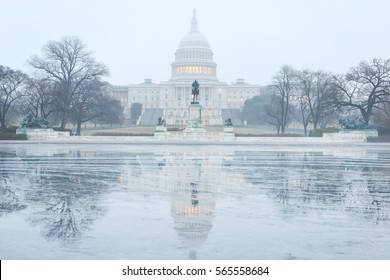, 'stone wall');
323,130,378,142
16,128,70,140
14,128,377,143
